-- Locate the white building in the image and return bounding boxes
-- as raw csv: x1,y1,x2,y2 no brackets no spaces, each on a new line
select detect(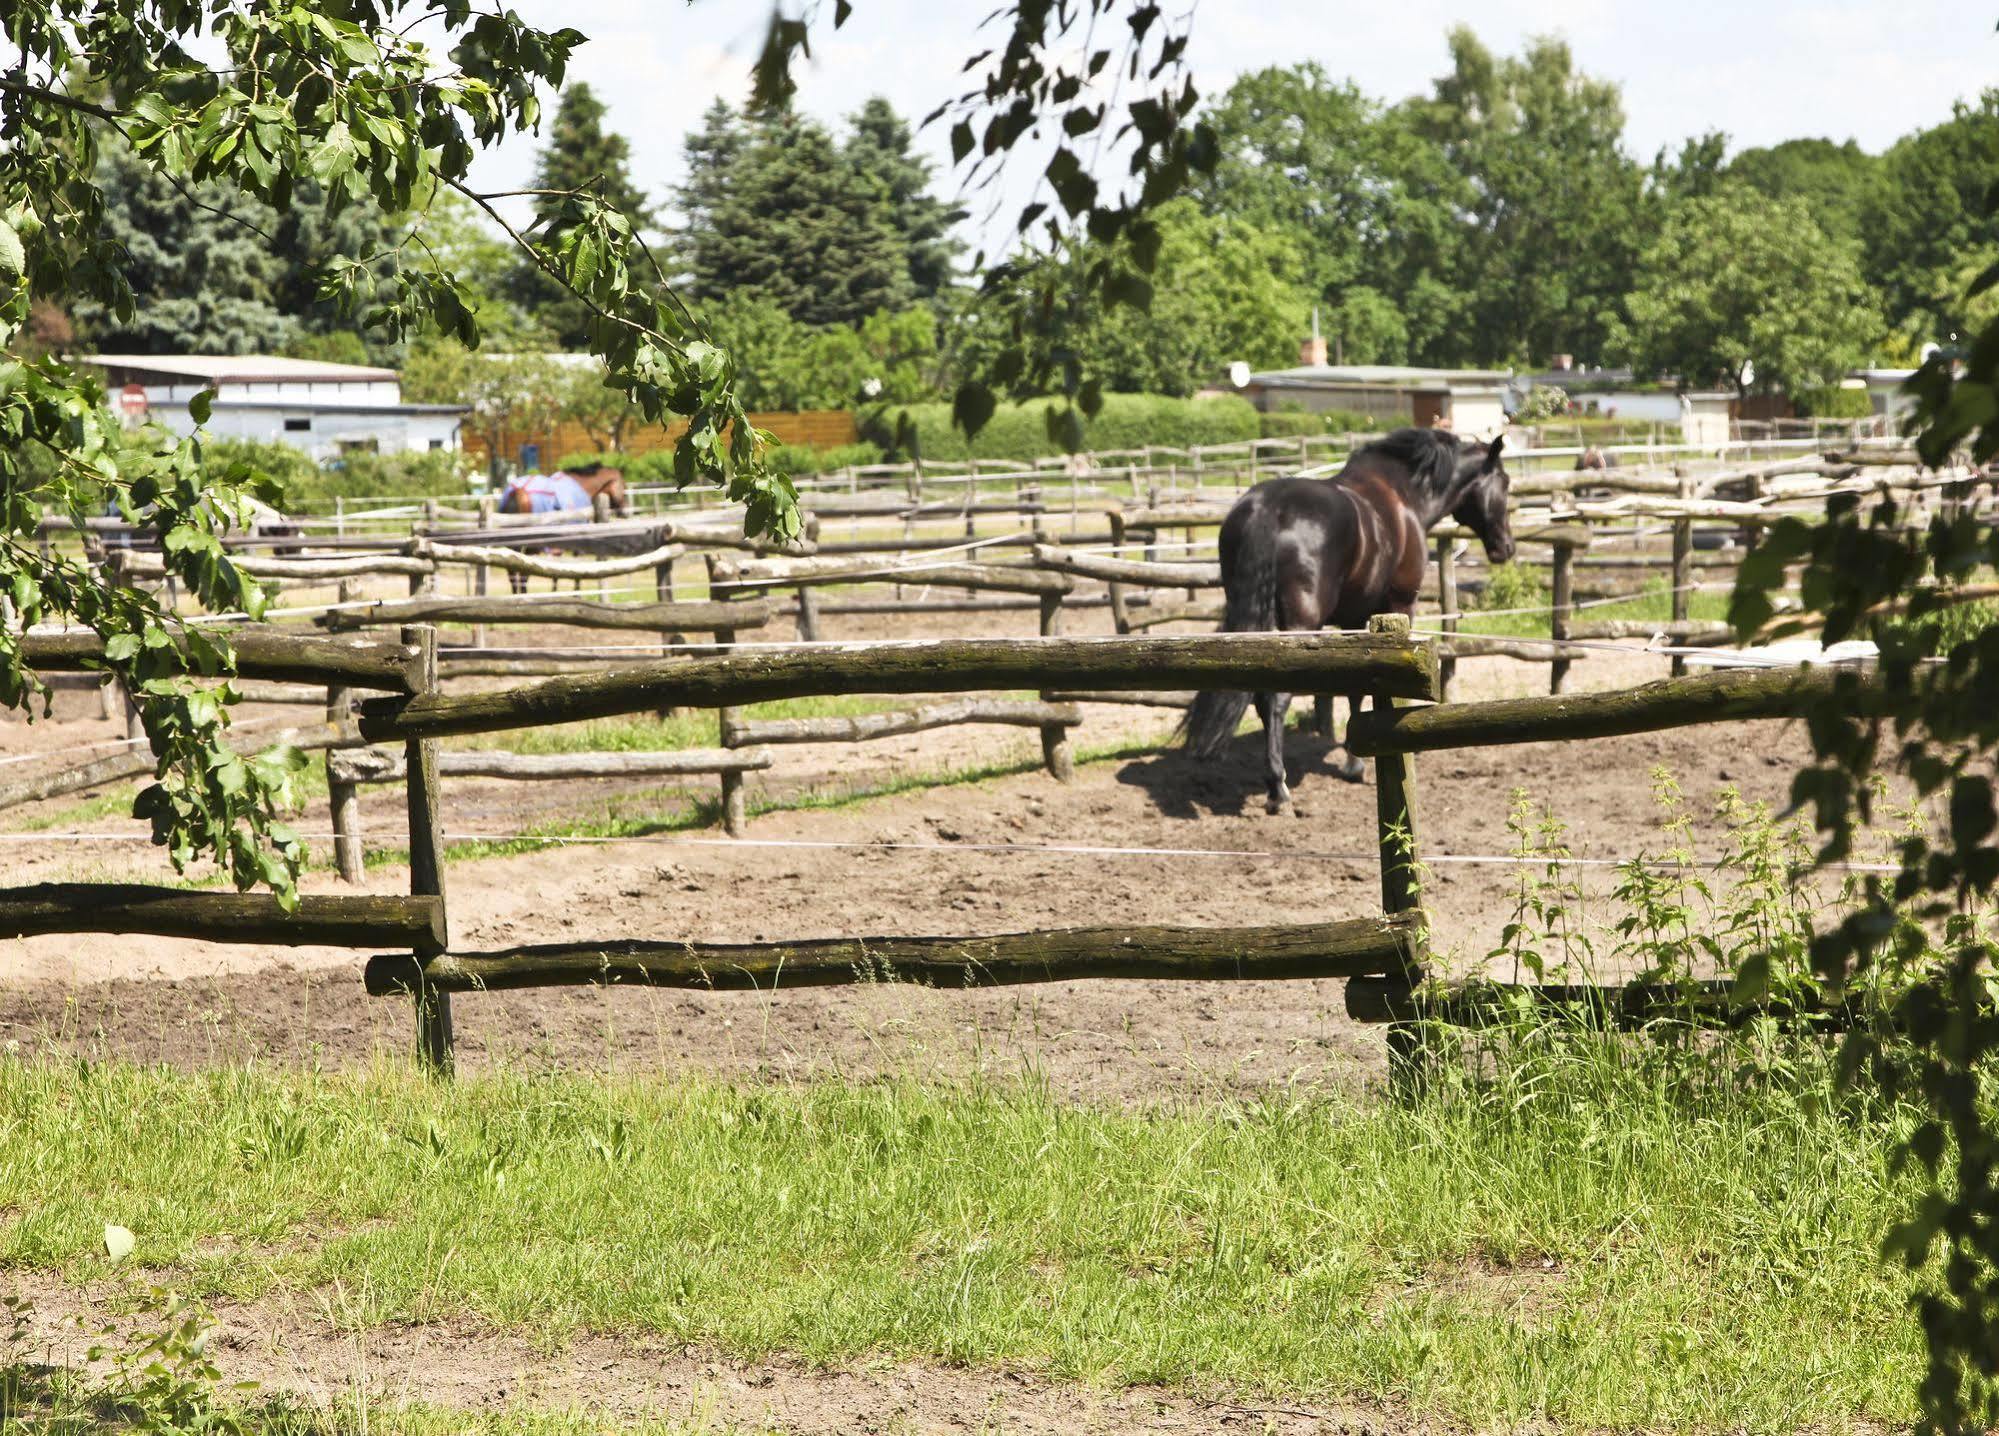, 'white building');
80,354,468,462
